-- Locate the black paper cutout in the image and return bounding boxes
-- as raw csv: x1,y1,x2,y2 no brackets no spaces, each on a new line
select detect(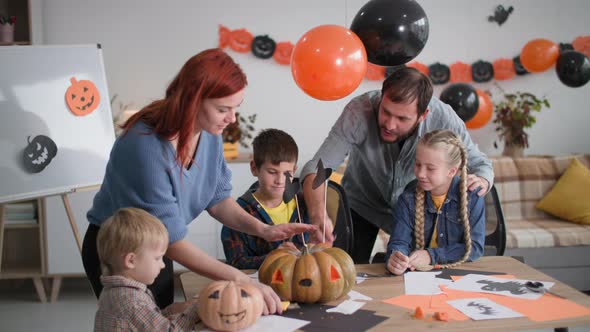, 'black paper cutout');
471,60,494,82
428,62,450,84
513,55,529,76
22,135,58,173
251,35,276,59
283,171,301,203
487,5,513,26
433,268,507,280
477,279,527,295
312,159,333,190
282,303,388,332
467,301,497,315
